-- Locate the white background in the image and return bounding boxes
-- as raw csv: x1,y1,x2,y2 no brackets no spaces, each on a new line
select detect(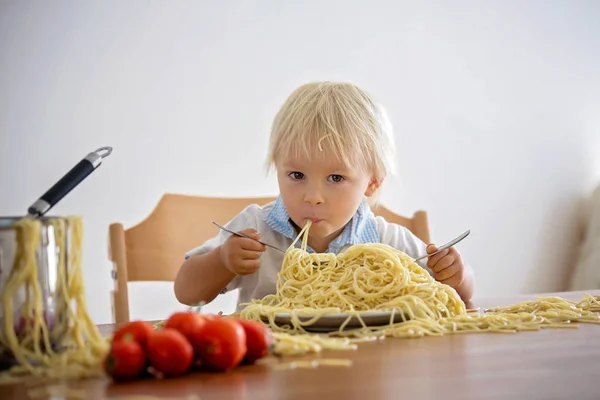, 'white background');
1,1,599,324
